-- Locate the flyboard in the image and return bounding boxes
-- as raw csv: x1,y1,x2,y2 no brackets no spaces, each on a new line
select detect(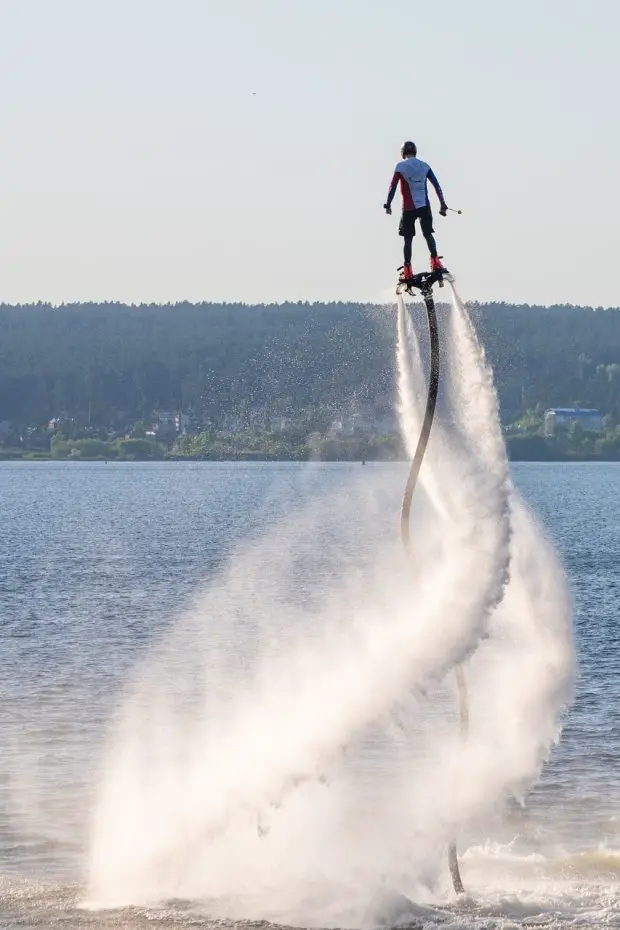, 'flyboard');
396,264,468,896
